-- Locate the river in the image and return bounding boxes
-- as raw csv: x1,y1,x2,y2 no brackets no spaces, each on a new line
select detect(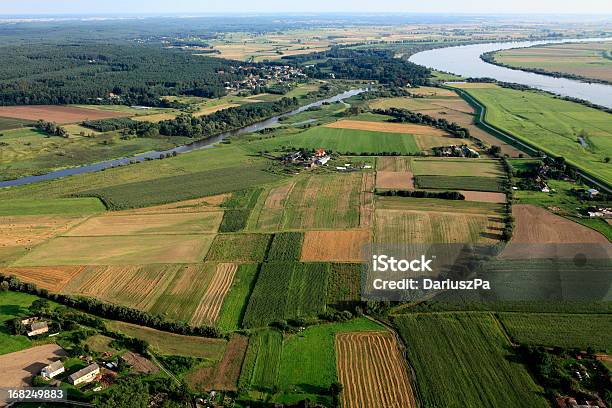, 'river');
408,38,612,108
0,89,366,188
